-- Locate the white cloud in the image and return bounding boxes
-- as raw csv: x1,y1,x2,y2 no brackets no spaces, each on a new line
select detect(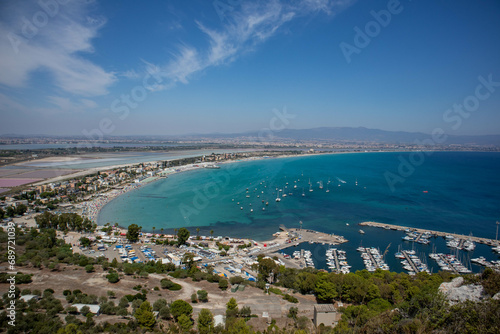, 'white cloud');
146,0,356,90
0,0,115,97
46,96,98,113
